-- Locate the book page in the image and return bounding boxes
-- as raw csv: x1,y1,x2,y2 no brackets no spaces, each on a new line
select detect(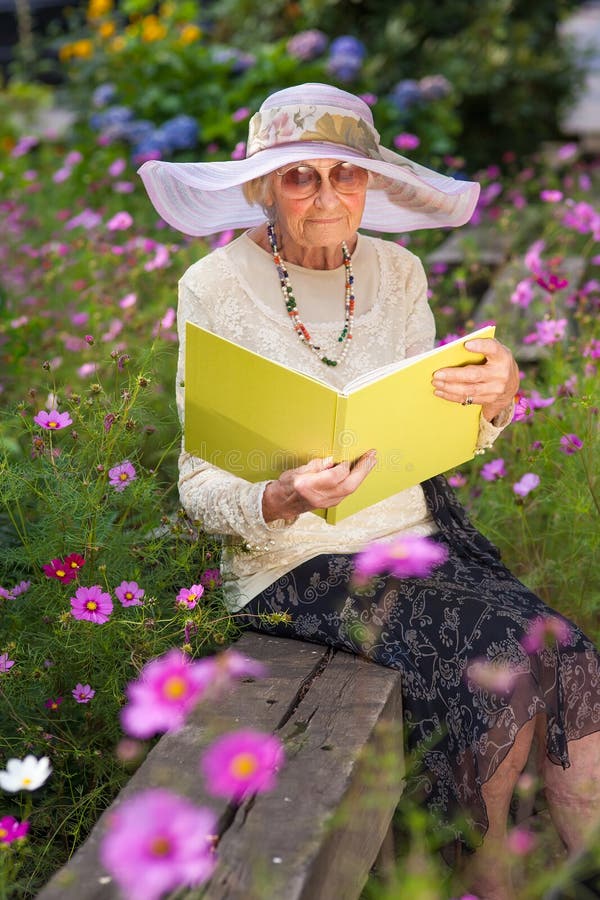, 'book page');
341,325,495,395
